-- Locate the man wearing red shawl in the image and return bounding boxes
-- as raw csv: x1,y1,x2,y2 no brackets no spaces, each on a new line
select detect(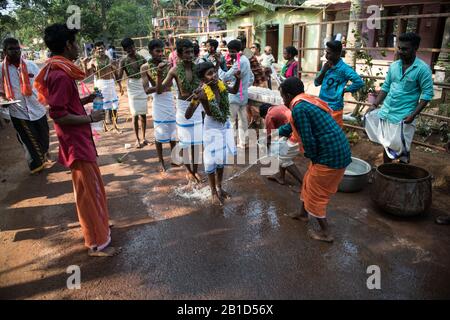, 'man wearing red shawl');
0,38,49,174
35,24,119,257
